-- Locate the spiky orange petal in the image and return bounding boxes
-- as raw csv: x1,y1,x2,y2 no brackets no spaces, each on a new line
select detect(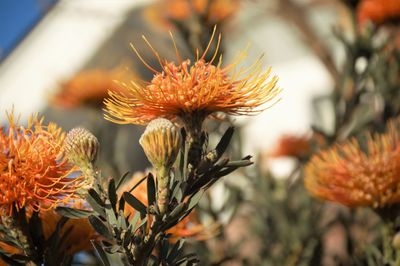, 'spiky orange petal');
305,119,400,208
104,37,280,125
0,112,86,215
